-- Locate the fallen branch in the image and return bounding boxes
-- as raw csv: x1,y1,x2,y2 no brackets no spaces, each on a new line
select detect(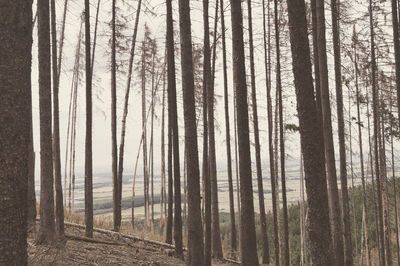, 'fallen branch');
65,234,123,246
